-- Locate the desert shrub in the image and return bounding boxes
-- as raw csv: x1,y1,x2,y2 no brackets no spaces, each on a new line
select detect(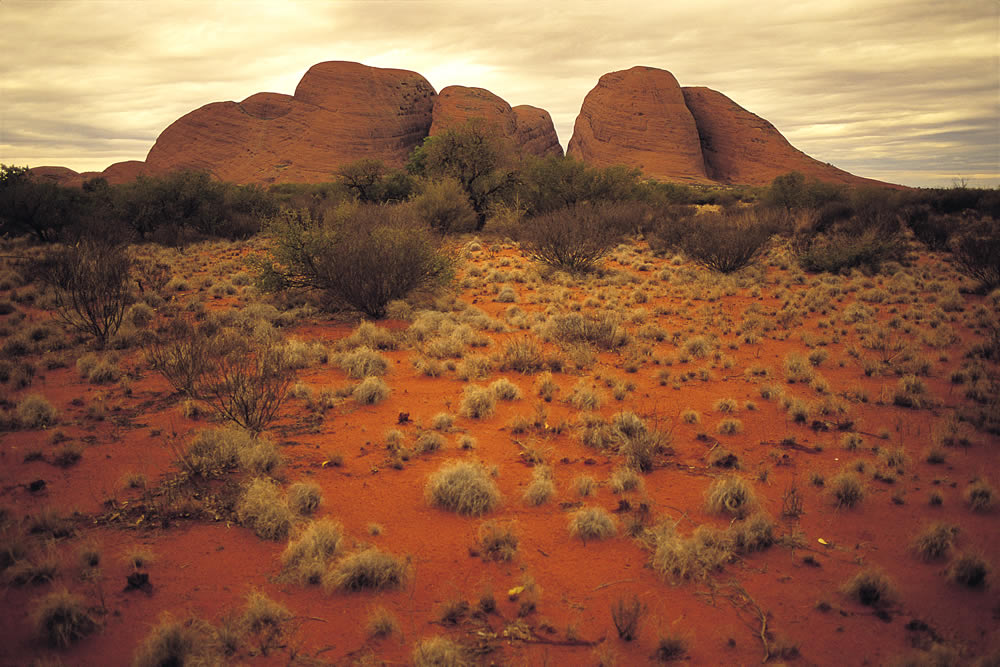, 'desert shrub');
946,552,990,588
337,346,389,379
568,506,617,541
32,239,131,347
661,209,776,273
610,594,645,641
523,466,555,506
132,614,218,667
830,471,866,508
950,218,1000,291
477,520,518,561
546,311,628,349
324,547,407,592
911,522,959,561
842,568,896,607
287,482,322,515
353,376,390,405
255,205,452,318
412,636,471,667
32,589,99,648
705,476,757,518
411,177,478,234
237,477,293,540
239,590,293,655
797,228,902,273
964,478,994,512
281,518,343,585
425,460,501,516
460,384,496,418
147,320,294,432
15,394,58,428
520,202,626,272
490,377,522,401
